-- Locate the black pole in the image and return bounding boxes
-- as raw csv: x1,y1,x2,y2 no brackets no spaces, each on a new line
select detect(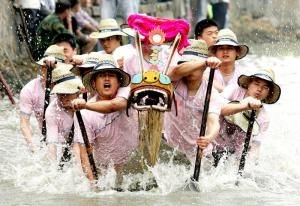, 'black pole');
58,123,75,169
41,65,52,142
76,111,98,180
58,93,88,169
237,110,256,176
0,71,15,105
192,68,215,181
